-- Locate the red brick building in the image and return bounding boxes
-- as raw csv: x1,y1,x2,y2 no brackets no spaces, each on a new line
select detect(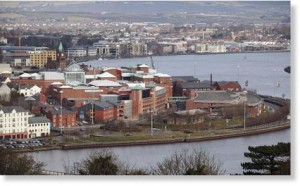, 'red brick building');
213,81,241,92
46,108,76,127
78,101,119,123
49,84,102,107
